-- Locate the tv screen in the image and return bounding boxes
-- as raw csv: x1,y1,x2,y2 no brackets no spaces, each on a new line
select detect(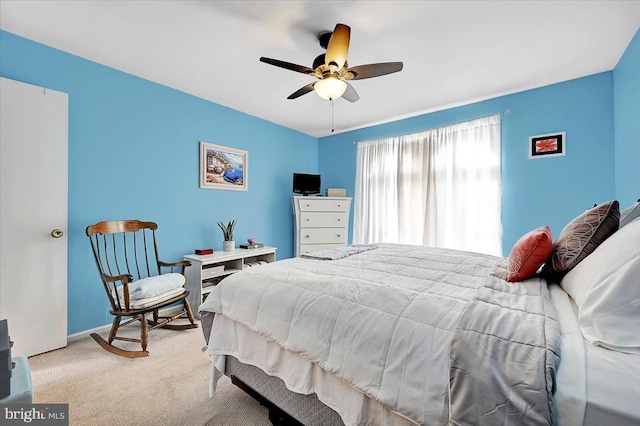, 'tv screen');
292,173,321,195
